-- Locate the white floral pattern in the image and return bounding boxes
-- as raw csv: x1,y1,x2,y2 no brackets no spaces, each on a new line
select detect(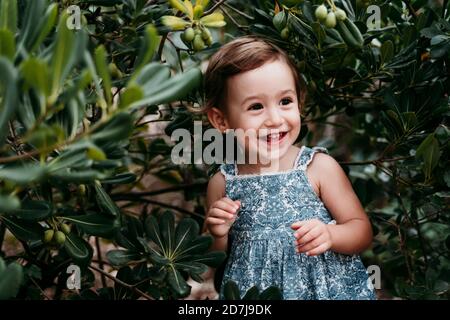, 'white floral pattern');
218,146,376,300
